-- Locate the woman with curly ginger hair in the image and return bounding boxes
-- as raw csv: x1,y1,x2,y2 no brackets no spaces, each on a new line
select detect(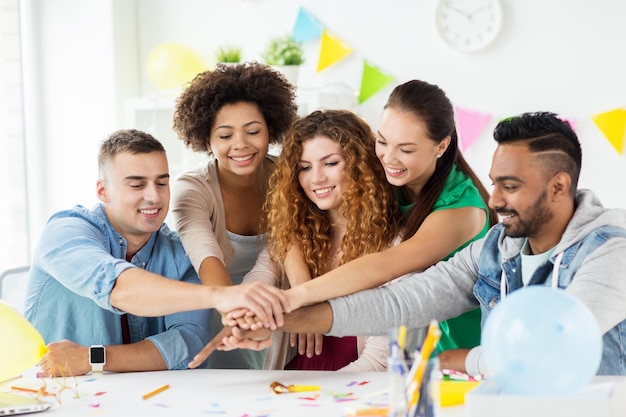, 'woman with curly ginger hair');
236,109,399,371
281,80,498,355
170,62,297,370
264,111,398,279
